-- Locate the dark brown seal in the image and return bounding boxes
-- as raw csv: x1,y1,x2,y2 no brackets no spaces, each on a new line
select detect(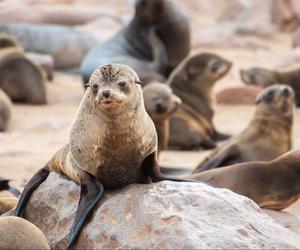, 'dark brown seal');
168,52,232,150
193,84,294,173
0,47,46,104
190,150,300,210
15,64,194,248
143,82,181,155
240,66,300,106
